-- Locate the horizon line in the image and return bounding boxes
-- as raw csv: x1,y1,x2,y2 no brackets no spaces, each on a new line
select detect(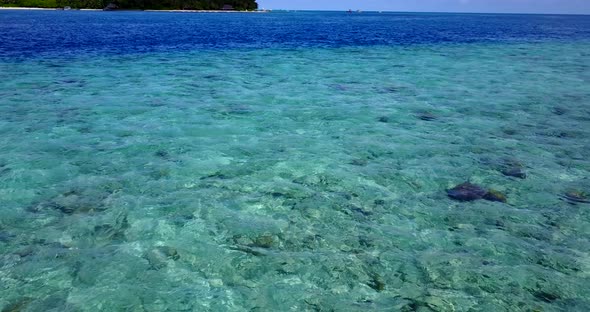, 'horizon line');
262,9,590,16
